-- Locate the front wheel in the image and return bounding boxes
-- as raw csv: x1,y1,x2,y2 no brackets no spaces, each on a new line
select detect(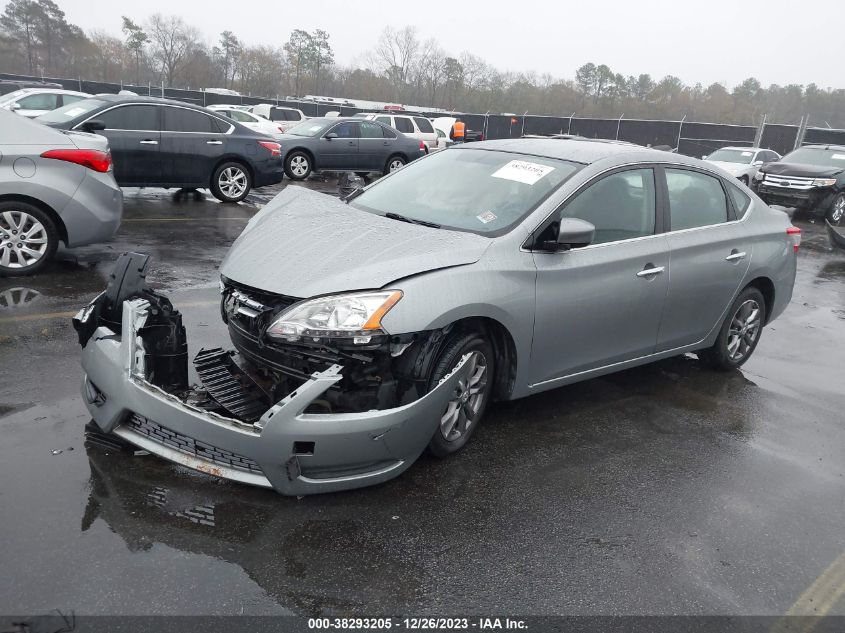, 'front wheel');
698,286,766,371
826,193,845,225
427,332,495,458
383,155,406,175
211,162,251,203
0,202,58,277
285,151,312,180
